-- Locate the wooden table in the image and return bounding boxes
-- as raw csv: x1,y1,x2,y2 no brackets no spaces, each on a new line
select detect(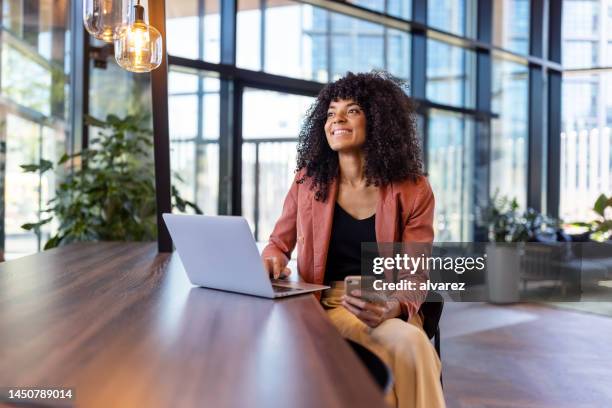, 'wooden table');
0,242,386,408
